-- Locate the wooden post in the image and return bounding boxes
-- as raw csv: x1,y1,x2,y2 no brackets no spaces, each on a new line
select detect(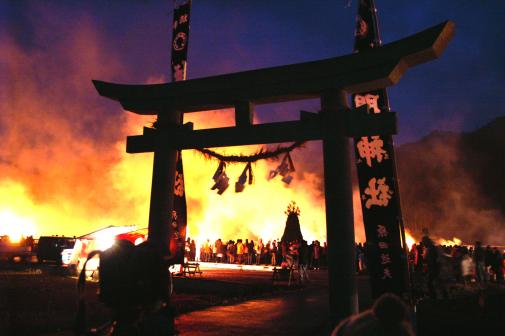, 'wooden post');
235,101,254,127
321,90,358,326
148,110,182,256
